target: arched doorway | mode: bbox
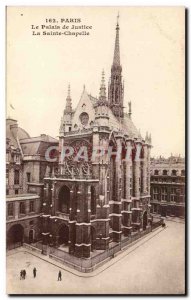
[7,224,24,249]
[58,185,70,213]
[29,229,35,243]
[91,226,96,251]
[58,224,69,245]
[143,211,148,231]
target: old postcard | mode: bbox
[6,6,185,294]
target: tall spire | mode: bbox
[113,12,120,66]
[64,84,72,113]
[99,70,106,101]
[108,13,124,119]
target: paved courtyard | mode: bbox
[6,220,185,295]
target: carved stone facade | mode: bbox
[42,18,152,258]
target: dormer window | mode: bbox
[16,154,20,163]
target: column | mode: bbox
[75,183,91,258]
[132,141,141,231]
[69,184,76,254]
[142,145,148,195]
[111,137,122,242]
[122,140,133,236]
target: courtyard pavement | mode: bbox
[6,220,185,295]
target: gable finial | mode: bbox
[117,11,120,26]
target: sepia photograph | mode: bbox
[6,6,185,295]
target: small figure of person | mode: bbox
[58,270,62,281]
[33,267,37,278]
[23,269,26,280]
[20,270,23,280]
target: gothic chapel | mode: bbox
[43,17,152,258]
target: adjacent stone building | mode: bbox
[6,193,41,249]
[6,117,58,249]
[42,18,152,258]
[150,155,185,218]
[6,118,30,196]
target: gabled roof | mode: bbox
[72,91,140,138]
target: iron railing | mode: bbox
[21,221,162,272]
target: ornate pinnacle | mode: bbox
[117,12,120,27]
[64,84,72,113]
[99,69,106,101]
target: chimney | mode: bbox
[10,121,18,138]
[40,134,47,141]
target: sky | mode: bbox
[6,6,185,157]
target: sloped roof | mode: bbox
[106,107,139,138]
[88,94,98,106]
[89,93,140,138]
[18,127,30,139]
[20,135,58,156]
[20,135,58,143]
[20,142,40,155]
[122,114,140,138]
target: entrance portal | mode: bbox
[58,185,70,213]
[7,224,24,250]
